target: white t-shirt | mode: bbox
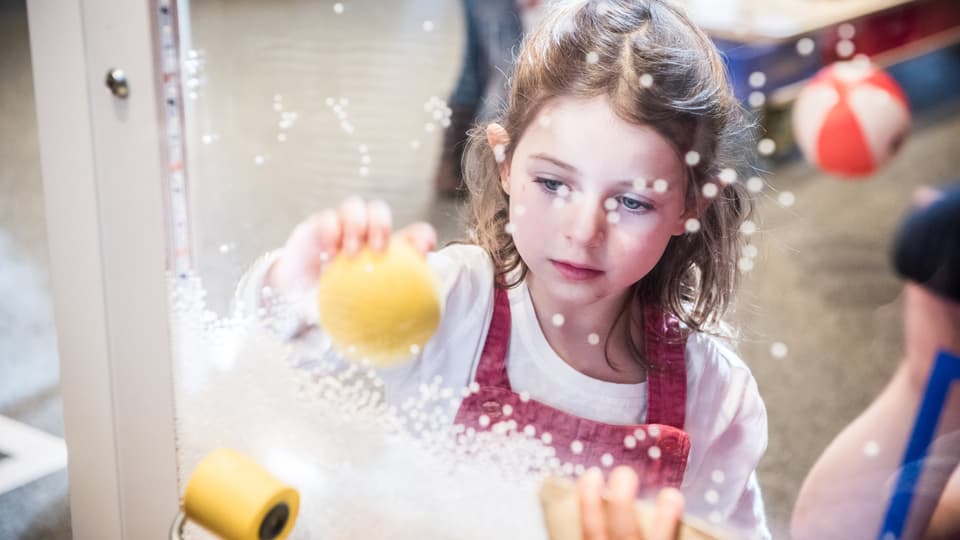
[238,243,770,538]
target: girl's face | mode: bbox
[499,96,690,310]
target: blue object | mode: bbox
[713,36,823,104]
[879,349,960,539]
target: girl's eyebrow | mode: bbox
[529,153,579,174]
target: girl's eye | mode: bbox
[618,195,651,211]
[535,178,566,194]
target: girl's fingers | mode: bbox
[606,466,641,540]
[304,209,342,264]
[339,196,368,255]
[649,488,684,540]
[271,210,340,293]
[578,468,608,540]
[366,199,393,251]
[395,222,438,255]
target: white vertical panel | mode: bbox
[26,0,179,538]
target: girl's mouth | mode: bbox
[550,260,604,281]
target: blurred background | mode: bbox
[2,0,959,538]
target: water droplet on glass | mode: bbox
[778,191,796,208]
[836,39,855,58]
[718,168,738,184]
[493,144,506,163]
[757,138,776,156]
[838,23,856,40]
[712,469,726,483]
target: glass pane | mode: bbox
[163,0,960,538]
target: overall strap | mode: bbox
[643,304,687,429]
[472,286,512,389]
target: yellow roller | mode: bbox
[180,448,299,540]
[318,240,442,366]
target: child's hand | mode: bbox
[265,197,437,298]
[578,466,684,540]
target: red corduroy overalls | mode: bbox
[454,287,691,490]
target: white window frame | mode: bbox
[27,0,179,538]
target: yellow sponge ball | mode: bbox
[318,241,441,366]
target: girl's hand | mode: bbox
[265,197,437,298]
[578,466,684,540]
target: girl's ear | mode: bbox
[486,123,512,194]
[671,183,714,236]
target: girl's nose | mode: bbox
[563,195,605,246]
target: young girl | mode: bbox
[241,0,769,536]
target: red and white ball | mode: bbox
[792,59,910,178]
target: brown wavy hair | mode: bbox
[461,0,755,367]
